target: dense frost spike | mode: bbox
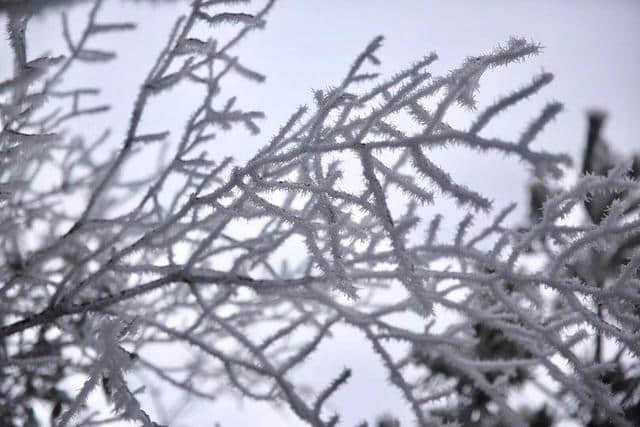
[519,102,563,148]
[174,37,216,56]
[470,72,554,134]
[196,11,264,27]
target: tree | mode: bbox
[410,111,640,427]
[0,1,638,426]
[521,112,640,427]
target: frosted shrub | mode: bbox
[0,1,638,426]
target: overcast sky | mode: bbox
[3,1,640,426]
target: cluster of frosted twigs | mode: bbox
[1,1,638,426]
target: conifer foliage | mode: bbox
[1,1,638,426]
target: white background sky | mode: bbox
[2,1,640,426]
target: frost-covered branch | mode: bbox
[1,1,638,426]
